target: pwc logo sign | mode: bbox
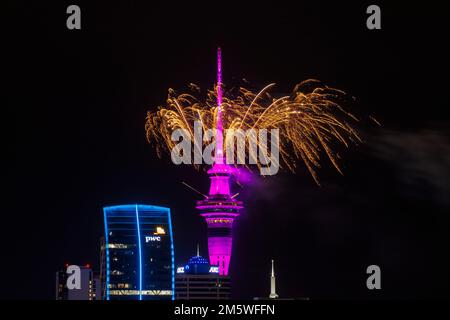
[145,226,166,242]
[145,236,161,243]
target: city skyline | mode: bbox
[10,2,450,300]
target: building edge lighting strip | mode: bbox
[167,207,175,300]
[103,207,110,300]
[135,204,143,301]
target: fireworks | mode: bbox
[145,77,368,185]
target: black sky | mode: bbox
[9,1,450,299]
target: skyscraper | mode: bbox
[175,246,231,300]
[102,204,175,300]
[196,48,244,276]
[55,265,101,300]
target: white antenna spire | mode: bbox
[271,259,275,277]
[197,243,200,256]
[269,259,279,299]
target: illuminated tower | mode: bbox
[196,48,243,276]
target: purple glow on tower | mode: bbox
[196,48,243,276]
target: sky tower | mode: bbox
[196,48,243,276]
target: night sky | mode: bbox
[9,1,450,299]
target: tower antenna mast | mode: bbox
[215,47,224,164]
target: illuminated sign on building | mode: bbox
[154,227,166,235]
[176,266,220,274]
[177,267,185,274]
[209,266,219,273]
[145,236,161,243]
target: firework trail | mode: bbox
[145,54,374,185]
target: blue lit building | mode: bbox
[175,247,231,300]
[102,205,175,300]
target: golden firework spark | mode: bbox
[145,79,366,185]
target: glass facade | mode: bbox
[103,204,175,300]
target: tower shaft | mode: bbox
[197,165,242,275]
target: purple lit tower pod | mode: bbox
[196,48,243,276]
